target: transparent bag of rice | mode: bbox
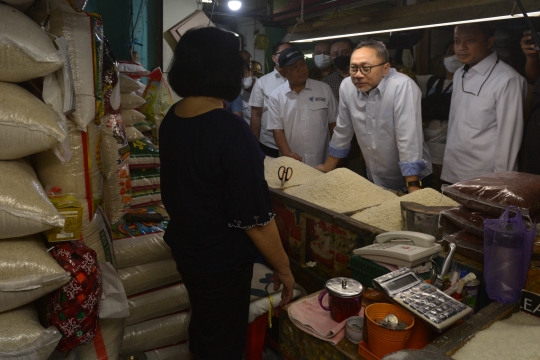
[126,282,190,326]
[102,163,132,224]
[0,3,63,82]
[0,303,62,360]
[121,311,191,354]
[0,235,70,313]
[0,81,67,160]
[100,114,130,181]
[145,343,191,360]
[77,317,126,360]
[81,207,116,267]
[0,159,65,239]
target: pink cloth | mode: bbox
[288,292,364,345]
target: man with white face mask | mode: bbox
[308,41,334,81]
[415,42,460,190]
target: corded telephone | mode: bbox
[353,231,441,268]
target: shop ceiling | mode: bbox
[203,0,540,39]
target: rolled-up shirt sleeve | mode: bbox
[248,80,264,108]
[329,81,354,158]
[394,79,426,176]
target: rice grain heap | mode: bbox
[264,156,323,188]
[285,168,397,213]
[352,188,458,231]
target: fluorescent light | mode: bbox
[228,1,241,11]
[304,53,313,58]
[290,11,540,43]
[201,0,212,3]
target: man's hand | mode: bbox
[273,269,295,307]
[286,152,302,161]
[521,30,540,57]
[314,164,329,172]
[407,186,422,193]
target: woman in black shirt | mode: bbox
[160,27,295,359]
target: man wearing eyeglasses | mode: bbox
[441,23,527,184]
[316,40,432,193]
[249,42,292,158]
[267,47,337,166]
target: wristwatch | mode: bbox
[406,180,422,188]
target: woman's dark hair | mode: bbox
[168,27,245,101]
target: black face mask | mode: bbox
[333,55,351,71]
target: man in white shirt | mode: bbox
[267,47,337,166]
[249,42,292,157]
[316,40,432,193]
[442,23,527,184]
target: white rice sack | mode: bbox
[112,218,171,269]
[126,125,145,142]
[0,82,67,160]
[119,74,145,93]
[129,137,160,166]
[30,9,102,130]
[100,113,130,180]
[121,109,147,126]
[351,188,458,231]
[118,259,182,297]
[32,121,102,222]
[102,163,132,225]
[0,304,61,360]
[0,4,63,82]
[130,168,160,188]
[122,311,191,353]
[264,156,323,188]
[32,0,88,13]
[286,168,398,213]
[121,92,146,109]
[77,317,126,360]
[145,343,191,360]
[133,122,152,132]
[81,207,116,267]
[126,283,190,326]
[0,235,71,312]
[3,0,35,12]
[131,187,162,208]
[0,159,65,239]
[117,62,149,74]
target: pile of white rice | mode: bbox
[352,188,458,231]
[264,156,323,188]
[285,168,398,213]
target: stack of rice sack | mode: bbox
[0,4,71,358]
[440,172,540,264]
[139,68,174,144]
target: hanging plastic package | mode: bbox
[484,206,536,303]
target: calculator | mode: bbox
[372,267,473,332]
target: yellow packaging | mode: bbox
[526,266,540,295]
[45,194,83,242]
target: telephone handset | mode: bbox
[353,231,441,268]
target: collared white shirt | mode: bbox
[442,52,527,183]
[248,68,287,149]
[242,88,252,125]
[329,68,432,190]
[267,78,337,166]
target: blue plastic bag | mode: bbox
[484,206,536,303]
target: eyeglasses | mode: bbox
[348,62,387,75]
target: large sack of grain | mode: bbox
[286,168,397,213]
[145,343,191,360]
[121,92,146,109]
[126,283,189,326]
[102,163,132,224]
[130,168,160,188]
[129,136,160,166]
[77,317,125,360]
[0,235,71,312]
[125,125,145,142]
[122,311,191,353]
[122,109,147,126]
[352,188,458,231]
[29,8,103,130]
[131,187,162,208]
[0,159,65,239]
[33,121,102,224]
[119,74,145,94]
[81,207,116,266]
[0,3,63,82]
[3,0,35,12]
[112,217,171,269]
[100,114,130,180]
[32,0,89,13]
[0,304,61,360]
[264,156,323,188]
[0,82,67,160]
[118,259,182,297]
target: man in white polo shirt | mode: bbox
[267,47,337,166]
[249,42,292,157]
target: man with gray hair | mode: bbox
[316,40,433,193]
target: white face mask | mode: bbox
[314,54,332,69]
[242,76,253,89]
[444,55,462,74]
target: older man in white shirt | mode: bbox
[316,40,432,193]
[267,47,337,166]
[442,23,527,184]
